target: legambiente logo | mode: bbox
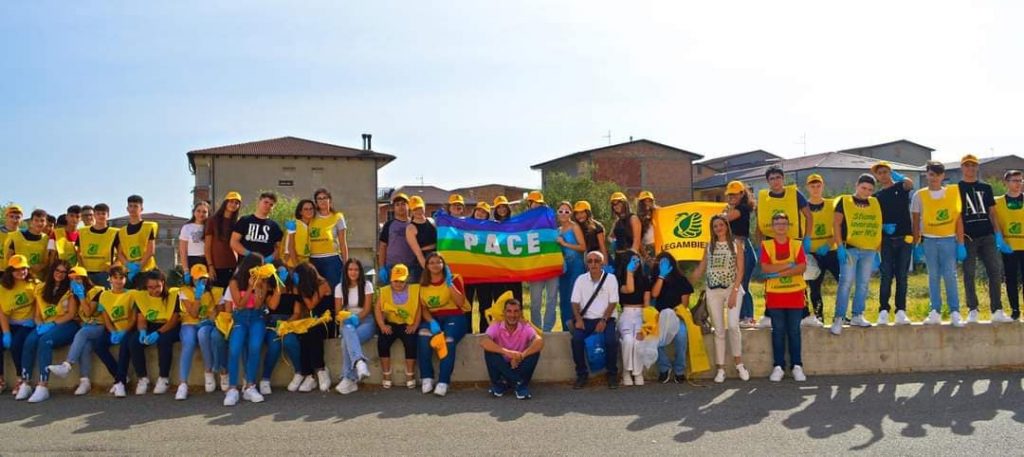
[1010,222,1022,235]
[673,212,703,239]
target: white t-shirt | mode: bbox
[179,223,206,257]
[571,272,620,320]
[333,280,374,312]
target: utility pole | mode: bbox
[603,130,612,145]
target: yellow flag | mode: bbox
[653,201,728,261]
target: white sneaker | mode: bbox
[47,361,72,378]
[736,363,750,381]
[876,310,889,326]
[243,385,264,403]
[153,377,170,394]
[433,382,449,397]
[219,373,230,392]
[850,315,872,327]
[830,319,843,336]
[335,377,358,395]
[757,316,772,328]
[135,378,150,395]
[951,312,966,328]
[792,365,807,382]
[175,383,189,400]
[316,368,331,392]
[895,310,911,325]
[633,374,644,386]
[27,385,49,403]
[622,374,634,386]
[769,366,784,382]
[355,360,370,381]
[421,378,434,394]
[204,373,216,393]
[298,375,317,392]
[967,309,979,324]
[800,316,822,327]
[15,383,32,401]
[74,378,91,396]
[924,310,942,325]
[992,310,1014,323]
[287,374,304,392]
[259,380,272,395]
[714,369,725,383]
[112,382,127,398]
[223,388,239,406]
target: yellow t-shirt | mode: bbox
[77,286,107,325]
[917,185,961,238]
[309,212,345,256]
[0,279,39,321]
[116,221,158,271]
[379,284,420,325]
[286,220,311,268]
[995,196,1024,251]
[419,275,463,314]
[5,230,49,276]
[78,226,119,272]
[131,287,179,323]
[177,286,222,325]
[53,227,80,266]
[100,290,135,331]
[805,198,836,252]
[757,185,802,239]
[36,285,72,324]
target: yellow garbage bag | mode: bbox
[277,310,332,337]
[674,305,711,377]
[215,311,233,338]
[430,332,448,359]
[486,290,543,334]
[640,306,659,338]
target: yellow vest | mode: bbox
[286,220,311,268]
[917,185,961,237]
[178,285,221,325]
[53,227,80,266]
[762,239,807,293]
[806,198,836,252]
[758,185,802,239]
[100,290,135,331]
[78,227,119,272]
[36,287,72,324]
[841,195,883,250]
[77,286,106,325]
[132,287,178,323]
[6,230,49,275]
[0,279,38,321]
[419,276,462,313]
[116,221,158,271]
[309,212,344,256]
[995,196,1024,251]
[380,284,420,325]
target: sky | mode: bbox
[2,1,1021,218]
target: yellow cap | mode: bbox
[637,191,654,202]
[7,255,29,269]
[725,181,745,195]
[408,195,425,211]
[609,192,627,203]
[961,154,979,165]
[474,202,492,214]
[493,196,510,207]
[527,191,545,204]
[390,264,409,282]
[806,174,824,184]
[870,161,892,173]
[224,191,242,202]
[448,194,465,205]
[69,266,88,278]
[5,204,23,216]
[391,192,410,203]
[190,264,210,281]
[573,201,592,213]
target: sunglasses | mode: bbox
[55,269,68,274]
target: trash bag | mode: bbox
[658,309,680,347]
[804,253,821,280]
[638,337,659,369]
[585,332,606,372]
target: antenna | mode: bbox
[795,133,807,156]
[603,130,612,145]
[415,175,425,186]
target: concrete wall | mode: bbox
[14,323,1023,391]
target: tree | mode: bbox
[541,166,623,230]
[240,191,302,227]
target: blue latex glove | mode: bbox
[602,264,615,275]
[956,243,967,262]
[194,279,207,298]
[36,322,55,335]
[110,331,126,345]
[837,244,848,265]
[995,232,1013,254]
[291,272,300,285]
[126,262,141,281]
[277,266,289,284]
[345,315,360,327]
[96,304,105,313]
[144,331,159,346]
[815,243,830,257]
[872,252,881,272]
[285,219,297,232]
[444,265,454,287]
[70,281,86,300]
[139,330,149,344]
[429,320,441,335]
[626,256,640,273]
[184,271,192,285]
[21,320,35,329]
[883,224,897,235]
[377,267,389,284]
[802,237,812,254]
[658,258,672,279]
[891,170,907,183]
[913,243,925,264]
[2,332,10,349]
[763,272,780,279]
[264,253,275,264]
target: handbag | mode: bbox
[579,272,609,372]
[691,291,713,335]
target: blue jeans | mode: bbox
[765,308,802,369]
[112,330,135,384]
[340,318,376,381]
[128,322,181,379]
[311,255,344,291]
[228,309,266,386]
[209,327,229,373]
[197,323,225,372]
[570,318,620,378]
[21,321,79,382]
[484,352,540,388]
[923,237,960,313]
[67,323,117,378]
[529,277,559,332]
[559,260,585,331]
[657,321,688,375]
[738,239,756,320]
[879,237,912,312]
[262,315,300,380]
[0,324,33,376]
[417,314,468,384]
[835,247,875,319]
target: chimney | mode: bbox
[362,133,372,151]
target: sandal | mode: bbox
[404,372,416,389]
[382,371,392,389]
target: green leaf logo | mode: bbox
[129,246,142,259]
[779,276,793,285]
[426,296,441,308]
[673,212,703,239]
[87,244,100,255]
[1010,222,1022,235]
[111,306,125,319]
[43,306,57,317]
[815,224,826,236]
[310,227,322,238]
[29,253,41,265]
[936,209,949,222]
[14,292,29,306]
[145,309,158,321]
[396,308,409,320]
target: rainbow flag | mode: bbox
[436,207,564,285]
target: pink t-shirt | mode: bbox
[485,321,537,360]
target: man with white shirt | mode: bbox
[570,251,620,390]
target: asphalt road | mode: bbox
[0,370,1022,456]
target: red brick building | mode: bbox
[530,139,703,204]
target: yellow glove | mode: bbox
[430,332,448,359]
[215,312,233,338]
[335,310,353,325]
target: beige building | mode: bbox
[187,136,395,265]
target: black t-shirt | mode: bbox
[21,230,42,242]
[612,216,636,252]
[958,180,997,238]
[728,203,752,238]
[412,219,437,250]
[580,221,605,254]
[651,270,694,311]
[615,258,650,305]
[834,197,871,242]
[232,215,283,257]
[874,182,913,237]
[272,293,299,317]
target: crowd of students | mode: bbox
[1,154,1021,403]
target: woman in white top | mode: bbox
[179,201,210,269]
[333,257,375,394]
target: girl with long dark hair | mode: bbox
[16,260,80,402]
[333,258,375,394]
[204,192,241,288]
[179,201,210,269]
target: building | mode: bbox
[726,152,923,196]
[836,139,934,167]
[530,139,704,204]
[186,136,396,264]
[109,212,188,273]
[693,150,783,201]
[942,155,1024,183]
